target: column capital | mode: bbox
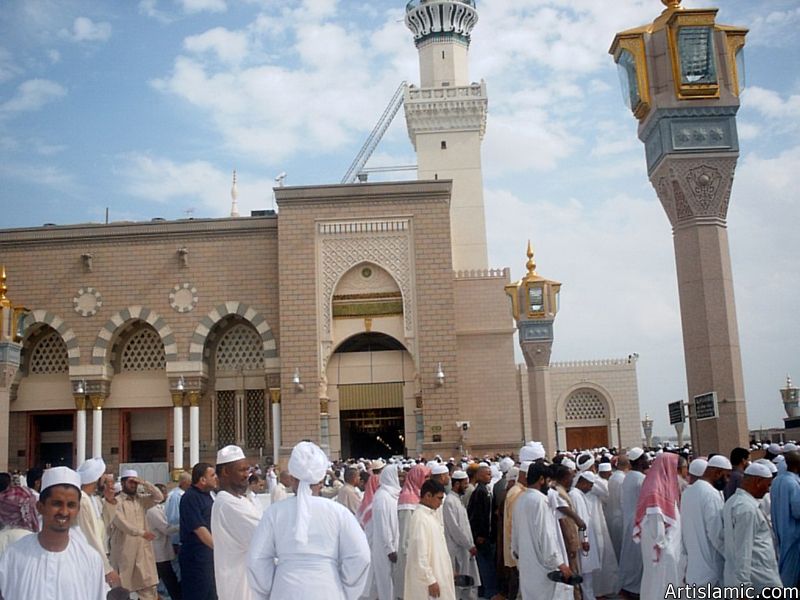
[186,390,200,407]
[73,394,87,411]
[171,391,185,408]
[320,399,329,415]
[269,388,281,404]
[89,394,106,410]
[521,341,553,369]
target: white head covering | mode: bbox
[431,464,449,476]
[561,458,576,471]
[744,462,772,479]
[774,455,786,464]
[578,471,596,484]
[519,441,546,462]
[370,458,386,471]
[577,453,595,472]
[77,457,106,485]
[598,463,612,473]
[378,465,401,499]
[41,466,82,493]
[121,469,138,479]
[508,467,520,481]
[499,457,514,473]
[768,443,783,455]
[288,441,329,544]
[755,458,778,474]
[707,455,733,470]
[452,470,468,480]
[520,461,532,477]
[216,444,246,465]
[628,447,645,461]
[688,458,708,477]
[784,443,799,452]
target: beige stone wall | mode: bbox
[453,270,522,454]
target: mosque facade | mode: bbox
[0,0,642,474]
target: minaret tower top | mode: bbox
[405,0,478,88]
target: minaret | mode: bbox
[404,0,489,271]
[610,0,749,454]
[230,170,240,218]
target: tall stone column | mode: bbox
[269,388,281,465]
[0,345,20,472]
[520,337,556,454]
[187,390,200,467]
[74,394,87,466]
[171,391,184,474]
[90,394,105,459]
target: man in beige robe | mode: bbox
[76,458,120,588]
[405,479,456,600]
[336,466,362,515]
[105,469,163,600]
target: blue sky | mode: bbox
[1,0,798,436]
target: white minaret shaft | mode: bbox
[230,169,239,217]
[404,0,488,271]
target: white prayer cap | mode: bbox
[688,459,708,477]
[478,461,490,468]
[499,457,515,473]
[41,466,82,493]
[121,469,138,479]
[707,455,733,470]
[579,471,596,484]
[77,457,106,485]
[519,441,546,462]
[784,443,799,452]
[768,443,783,455]
[426,460,438,469]
[598,463,612,473]
[774,455,786,464]
[432,464,449,476]
[627,447,645,461]
[288,441,329,544]
[755,458,778,474]
[370,459,386,471]
[508,467,519,481]
[520,461,532,475]
[452,470,468,480]
[216,444,246,465]
[561,458,576,471]
[577,453,595,472]
[744,462,773,479]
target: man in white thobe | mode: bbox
[247,441,370,599]
[405,479,456,600]
[606,455,628,561]
[512,462,573,600]
[443,470,480,600]
[212,445,263,600]
[723,462,783,594]
[270,470,292,503]
[681,454,731,587]
[619,448,648,597]
[369,465,400,600]
[0,467,108,600]
[75,457,119,588]
[570,472,602,600]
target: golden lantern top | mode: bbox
[505,242,561,322]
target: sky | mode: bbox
[1,0,798,437]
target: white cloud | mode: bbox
[47,49,61,64]
[178,0,227,15]
[0,162,79,193]
[744,6,800,47]
[184,28,250,65]
[0,47,22,83]
[0,79,66,115]
[742,86,800,124]
[138,0,172,23]
[61,16,112,43]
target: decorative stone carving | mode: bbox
[405,0,478,44]
[404,83,488,145]
[73,287,102,317]
[169,283,198,313]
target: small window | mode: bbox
[440,140,447,150]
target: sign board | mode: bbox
[693,392,718,421]
[431,425,442,432]
[668,401,685,425]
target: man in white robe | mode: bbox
[270,470,292,503]
[681,454,731,586]
[405,479,456,600]
[512,462,573,600]
[443,470,480,600]
[619,448,648,598]
[606,456,628,561]
[212,445,263,600]
[369,465,400,600]
[0,467,108,600]
[76,457,119,588]
[723,462,783,593]
[247,441,370,599]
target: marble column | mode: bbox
[89,394,105,458]
[171,391,184,473]
[187,391,200,467]
[74,394,87,466]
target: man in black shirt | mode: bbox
[179,462,218,600]
[468,464,496,598]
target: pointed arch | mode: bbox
[19,309,80,366]
[91,306,177,366]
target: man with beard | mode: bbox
[444,470,480,599]
[681,454,731,587]
[0,467,107,599]
[180,462,218,600]
[211,445,263,600]
[107,469,163,600]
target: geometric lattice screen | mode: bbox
[215,324,264,371]
[29,330,69,374]
[565,389,608,421]
[217,390,235,449]
[246,389,266,449]
[120,327,166,372]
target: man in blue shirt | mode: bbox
[180,462,218,600]
[771,450,800,587]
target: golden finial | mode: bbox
[0,265,10,308]
[788,374,794,389]
[661,0,681,9]
[525,240,537,277]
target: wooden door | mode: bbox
[566,425,609,451]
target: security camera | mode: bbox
[456,421,470,431]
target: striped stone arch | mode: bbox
[91,306,177,366]
[189,302,278,370]
[20,310,80,367]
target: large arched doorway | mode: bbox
[562,388,611,450]
[330,332,411,459]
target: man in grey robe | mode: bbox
[443,470,480,600]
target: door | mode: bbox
[566,425,609,451]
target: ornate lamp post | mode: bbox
[505,242,561,454]
[781,375,800,430]
[0,266,28,470]
[610,0,750,455]
[642,414,654,448]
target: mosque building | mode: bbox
[0,0,642,474]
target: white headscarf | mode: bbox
[378,464,401,499]
[288,441,329,544]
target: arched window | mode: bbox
[29,330,69,374]
[565,389,608,421]
[214,324,264,372]
[119,326,166,372]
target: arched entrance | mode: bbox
[329,333,412,459]
[562,388,611,450]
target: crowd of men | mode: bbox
[0,438,799,599]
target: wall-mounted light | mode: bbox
[177,247,189,268]
[176,375,185,393]
[75,379,86,395]
[292,368,304,393]
[81,252,93,273]
[434,362,445,387]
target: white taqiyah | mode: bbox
[41,466,82,493]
